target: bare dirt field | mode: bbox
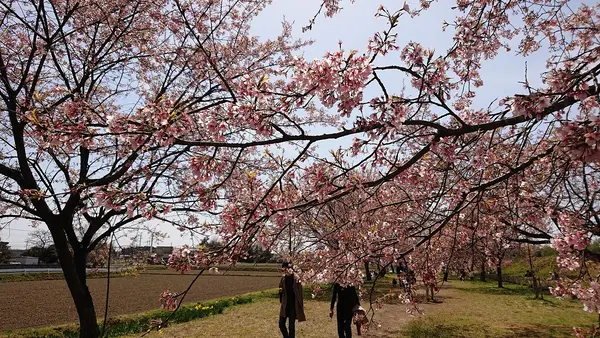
[143,268,281,277]
[0,273,280,331]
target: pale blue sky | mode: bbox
[1,0,555,249]
[251,0,549,103]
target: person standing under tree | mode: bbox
[279,262,306,338]
[330,282,360,338]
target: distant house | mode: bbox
[10,249,26,258]
[120,246,150,257]
[120,246,173,262]
[9,256,39,265]
[154,246,174,256]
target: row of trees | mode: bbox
[23,229,58,263]
[0,0,599,336]
[197,237,276,263]
[0,231,58,264]
[0,239,10,263]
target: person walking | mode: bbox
[279,262,306,338]
[330,282,360,338]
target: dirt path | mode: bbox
[0,274,280,331]
[364,286,454,337]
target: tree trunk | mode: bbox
[364,261,372,281]
[73,250,99,338]
[50,226,99,338]
[532,273,543,300]
[480,262,486,282]
[496,265,503,288]
[443,267,449,282]
[526,244,542,300]
[377,263,386,277]
[532,274,539,299]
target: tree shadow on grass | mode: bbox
[412,294,451,304]
[401,318,483,338]
[459,285,548,297]
[522,296,559,306]
[403,320,573,338]
[500,324,573,338]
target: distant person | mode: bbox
[279,262,305,338]
[330,282,360,338]
[423,270,437,302]
[396,262,406,287]
[396,262,408,274]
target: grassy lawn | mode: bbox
[400,281,596,338]
[133,280,598,338]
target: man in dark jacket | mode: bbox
[279,262,306,338]
[330,283,360,338]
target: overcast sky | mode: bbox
[1,0,555,249]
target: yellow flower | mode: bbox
[28,109,39,125]
[258,74,269,88]
[245,170,257,179]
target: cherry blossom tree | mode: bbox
[0,0,338,335]
[227,0,600,323]
[3,0,600,335]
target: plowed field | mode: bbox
[0,273,280,331]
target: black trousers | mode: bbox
[337,312,352,338]
[279,315,296,338]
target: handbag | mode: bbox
[352,305,368,324]
[352,305,367,335]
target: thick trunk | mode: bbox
[377,263,386,277]
[364,261,372,281]
[496,265,503,288]
[532,274,542,300]
[480,262,486,282]
[74,249,99,337]
[443,267,449,282]
[50,226,99,338]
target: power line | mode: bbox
[0,228,34,232]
